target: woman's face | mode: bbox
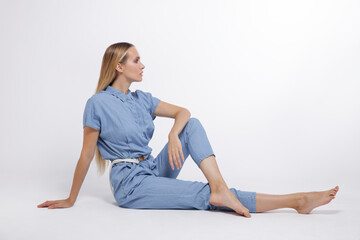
[118,46,145,82]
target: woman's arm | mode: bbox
[153,100,191,170]
[37,126,100,209]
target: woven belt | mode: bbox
[108,155,149,195]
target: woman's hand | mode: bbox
[37,198,74,209]
[168,134,185,170]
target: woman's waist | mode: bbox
[110,153,154,166]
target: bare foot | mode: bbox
[295,186,339,214]
[209,186,251,218]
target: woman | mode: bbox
[37,42,339,218]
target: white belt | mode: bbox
[108,156,149,195]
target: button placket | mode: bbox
[130,99,147,142]
[131,102,139,124]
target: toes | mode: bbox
[330,190,337,196]
[243,210,251,218]
[329,186,339,195]
[329,189,339,197]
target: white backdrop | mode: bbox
[1,0,359,239]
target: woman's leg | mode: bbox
[255,186,339,213]
[199,155,339,214]
[116,173,257,214]
[153,117,339,216]
[198,154,253,217]
[154,117,254,217]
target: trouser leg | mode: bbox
[119,174,256,212]
[154,117,216,178]
[116,117,257,212]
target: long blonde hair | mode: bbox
[93,42,134,176]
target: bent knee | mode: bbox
[187,117,201,127]
[183,117,203,136]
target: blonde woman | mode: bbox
[37,42,339,218]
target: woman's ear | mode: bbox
[115,62,124,73]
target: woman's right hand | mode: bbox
[37,198,74,209]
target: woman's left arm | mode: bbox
[153,101,191,170]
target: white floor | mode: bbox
[2,177,359,240]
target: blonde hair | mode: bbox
[93,42,134,176]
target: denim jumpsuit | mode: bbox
[83,85,256,213]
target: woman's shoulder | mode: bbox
[85,88,155,104]
[85,90,110,105]
[133,89,155,99]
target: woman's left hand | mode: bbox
[168,134,185,170]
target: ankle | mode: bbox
[210,182,228,193]
[293,193,306,210]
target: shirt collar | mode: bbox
[105,85,133,102]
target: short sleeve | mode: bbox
[136,90,161,120]
[83,98,101,130]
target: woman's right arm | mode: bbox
[37,126,100,209]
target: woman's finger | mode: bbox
[37,202,46,207]
[172,151,179,169]
[169,153,174,169]
[168,152,175,170]
[176,151,182,168]
[174,150,179,168]
[38,201,52,208]
[180,149,185,163]
[176,140,183,166]
[48,203,61,209]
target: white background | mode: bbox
[1,0,359,239]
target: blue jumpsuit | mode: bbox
[83,85,256,213]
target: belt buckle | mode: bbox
[138,155,148,161]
